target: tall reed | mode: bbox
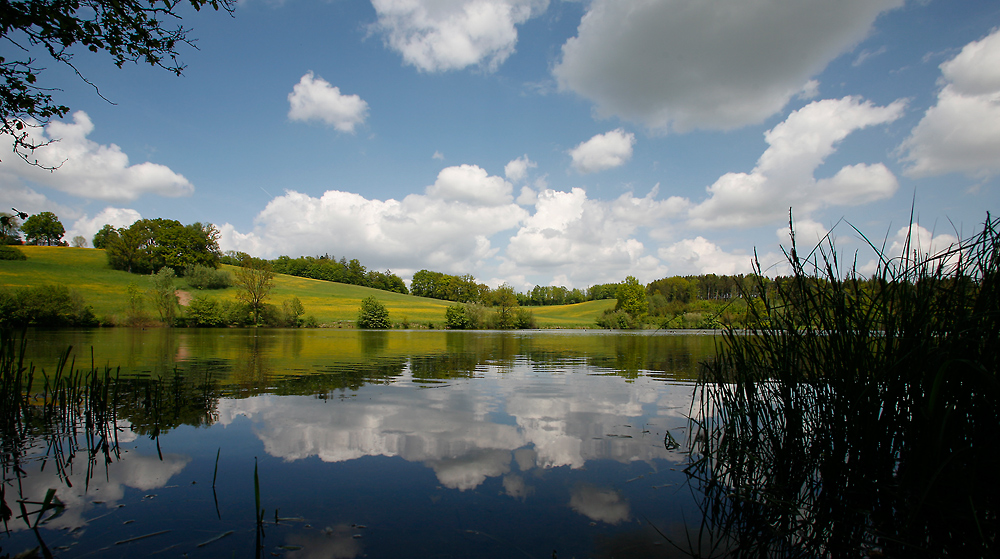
[686,214,999,557]
[0,329,123,532]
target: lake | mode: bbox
[2,328,720,559]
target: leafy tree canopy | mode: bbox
[410,269,483,302]
[91,223,116,249]
[21,211,64,245]
[615,276,648,319]
[105,218,221,274]
[486,283,519,329]
[2,0,234,165]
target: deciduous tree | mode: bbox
[615,276,648,319]
[233,253,273,326]
[105,219,220,274]
[21,211,64,245]
[487,284,519,329]
[92,224,116,249]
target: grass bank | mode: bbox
[0,247,614,327]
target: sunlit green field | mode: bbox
[1,246,614,327]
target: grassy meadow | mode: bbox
[0,246,615,327]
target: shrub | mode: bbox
[224,301,254,326]
[123,282,149,326]
[0,285,95,327]
[0,245,26,260]
[596,308,638,329]
[186,296,227,327]
[184,264,232,289]
[149,267,178,325]
[280,297,305,327]
[357,296,390,329]
[514,307,535,329]
[445,303,472,329]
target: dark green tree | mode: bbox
[106,222,153,273]
[648,276,697,303]
[21,211,65,245]
[2,0,234,166]
[92,224,117,249]
[105,219,220,274]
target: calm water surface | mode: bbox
[3,329,719,558]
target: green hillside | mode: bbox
[0,246,614,327]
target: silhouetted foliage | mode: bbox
[684,214,1000,558]
[1,0,234,165]
[0,212,22,244]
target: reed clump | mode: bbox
[1,329,124,534]
[687,215,999,557]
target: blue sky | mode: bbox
[3,0,999,290]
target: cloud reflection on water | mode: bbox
[217,360,692,492]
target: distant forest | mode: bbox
[222,252,409,295]
[228,250,798,317]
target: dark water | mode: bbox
[2,329,719,558]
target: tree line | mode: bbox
[262,254,408,295]
[410,268,618,307]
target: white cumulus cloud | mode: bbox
[218,166,527,273]
[504,154,536,183]
[1,111,194,201]
[568,129,635,174]
[688,96,905,229]
[426,164,514,206]
[858,223,962,276]
[900,28,1000,178]
[288,72,370,133]
[67,207,143,244]
[503,186,686,285]
[775,218,830,249]
[370,0,548,72]
[657,237,753,276]
[553,0,903,132]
